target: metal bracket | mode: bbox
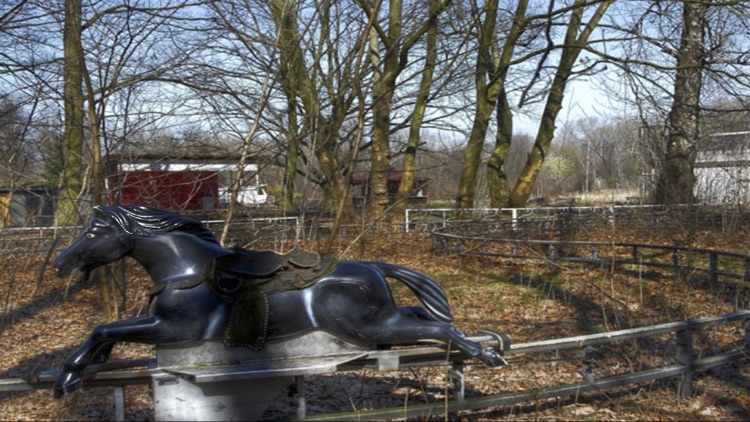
[477,329,511,353]
[446,363,465,402]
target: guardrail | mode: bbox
[432,226,750,285]
[305,310,750,421]
[4,311,747,420]
[405,205,750,234]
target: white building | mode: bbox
[694,131,750,204]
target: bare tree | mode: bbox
[455,0,504,209]
[391,0,443,223]
[57,0,86,226]
[356,0,452,220]
[652,1,708,204]
[508,0,613,206]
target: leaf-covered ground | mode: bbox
[1,223,750,420]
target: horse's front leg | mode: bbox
[54,314,196,398]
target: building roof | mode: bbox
[106,153,257,172]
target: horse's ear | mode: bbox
[92,206,110,221]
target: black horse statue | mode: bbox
[51,205,504,397]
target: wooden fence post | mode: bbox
[709,253,718,285]
[675,326,694,398]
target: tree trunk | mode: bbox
[654,0,707,205]
[271,0,302,213]
[486,0,528,208]
[487,89,513,207]
[57,0,85,227]
[392,0,440,225]
[509,0,613,207]
[455,0,499,209]
[368,0,400,220]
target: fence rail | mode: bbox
[305,310,750,421]
[405,205,750,235]
[432,226,750,286]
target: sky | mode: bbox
[513,78,620,137]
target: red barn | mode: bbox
[106,156,259,212]
[108,170,219,211]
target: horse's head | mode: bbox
[53,207,133,279]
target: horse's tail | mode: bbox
[368,262,454,323]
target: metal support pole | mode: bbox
[295,375,306,420]
[580,346,595,383]
[446,363,465,403]
[113,386,125,422]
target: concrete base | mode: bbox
[152,372,291,421]
[151,332,368,421]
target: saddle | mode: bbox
[209,247,337,296]
[209,248,338,350]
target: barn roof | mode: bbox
[106,153,257,172]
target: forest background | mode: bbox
[2,0,749,231]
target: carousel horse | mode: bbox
[51,205,504,397]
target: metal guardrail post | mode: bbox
[580,346,595,383]
[446,363,465,403]
[113,386,125,421]
[675,327,694,397]
[295,375,307,420]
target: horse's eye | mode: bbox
[86,233,95,239]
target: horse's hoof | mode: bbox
[477,349,508,367]
[53,373,82,398]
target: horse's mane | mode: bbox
[95,205,221,245]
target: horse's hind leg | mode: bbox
[359,313,506,367]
